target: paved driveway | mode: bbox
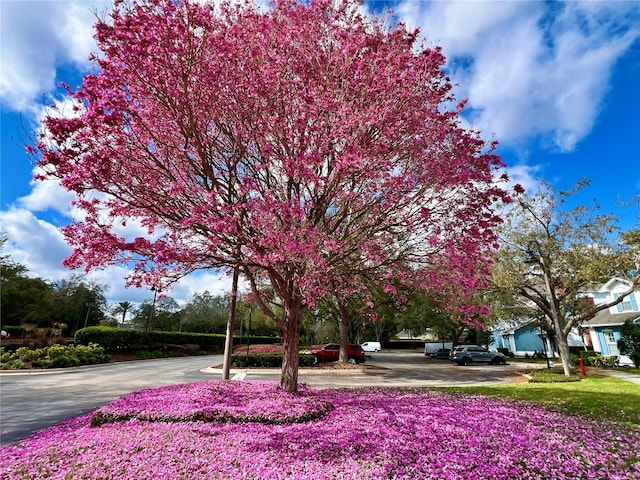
[225,351,536,387]
[0,352,540,445]
[0,355,222,445]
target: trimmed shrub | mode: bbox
[31,359,53,368]
[0,343,107,369]
[585,354,618,368]
[1,325,23,336]
[15,347,46,363]
[10,359,24,370]
[51,355,81,368]
[76,326,280,353]
[231,353,317,368]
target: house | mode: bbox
[582,278,640,366]
[492,321,547,357]
[492,320,583,358]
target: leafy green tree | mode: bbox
[180,292,230,334]
[131,296,180,331]
[618,320,640,368]
[1,235,54,327]
[236,300,279,338]
[51,276,107,335]
[491,180,640,376]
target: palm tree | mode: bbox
[113,301,133,325]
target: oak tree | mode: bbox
[491,180,640,375]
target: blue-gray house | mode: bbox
[492,320,584,358]
[582,278,640,366]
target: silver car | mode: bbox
[450,345,506,366]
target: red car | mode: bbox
[307,343,366,364]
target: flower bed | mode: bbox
[233,344,284,355]
[2,382,639,479]
[91,381,333,426]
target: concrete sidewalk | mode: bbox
[598,369,640,385]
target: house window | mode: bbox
[614,292,638,313]
[603,329,619,356]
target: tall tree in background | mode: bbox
[181,291,230,333]
[112,301,134,325]
[34,0,510,391]
[491,180,640,376]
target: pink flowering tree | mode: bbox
[34,0,510,392]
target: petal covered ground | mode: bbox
[1,381,639,479]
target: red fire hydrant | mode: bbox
[577,358,587,376]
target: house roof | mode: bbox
[582,310,640,327]
[498,320,537,335]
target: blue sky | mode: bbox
[1,0,639,306]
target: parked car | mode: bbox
[449,345,506,366]
[306,343,366,364]
[425,348,451,359]
[361,341,381,352]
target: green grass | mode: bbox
[438,373,640,426]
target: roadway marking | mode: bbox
[232,371,247,380]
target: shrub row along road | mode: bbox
[0,352,529,445]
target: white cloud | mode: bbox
[18,174,77,215]
[505,164,543,195]
[0,205,231,304]
[397,0,640,152]
[0,0,110,111]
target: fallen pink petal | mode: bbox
[1,381,639,479]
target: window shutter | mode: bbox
[614,293,623,313]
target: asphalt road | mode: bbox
[0,355,223,446]
[0,352,533,446]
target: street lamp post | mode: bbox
[147,286,158,332]
[246,304,253,355]
[83,302,92,329]
[538,326,552,369]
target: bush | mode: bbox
[1,325,23,336]
[0,343,108,369]
[10,359,24,370]
[585,354,618,368]
[15,347,46,363]
[231,353,317,368]
[31,359,53,368]
[0,348,12,363]
[76,326,281,354]
[136,350,168,360]
[75,327,154,352]
[51,355,81,368]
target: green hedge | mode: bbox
[1,325,23,336]
[75,326,279,353]
[231,353,317,368]
[75,327,155,352]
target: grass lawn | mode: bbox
[438,370,640,426]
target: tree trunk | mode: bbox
[280,301,302,393]
[337,310,349,363]
[556,330,573,376]
[222,265,239,380]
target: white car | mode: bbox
[361,341,381,352]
